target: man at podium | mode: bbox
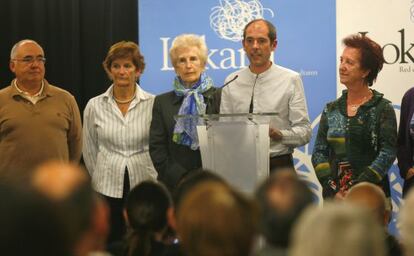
[220,19,311,172]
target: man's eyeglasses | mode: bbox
[12,56,46,64]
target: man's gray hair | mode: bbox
[10,39,42,59]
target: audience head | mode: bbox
[124,180,172,256]
[103,41,145,79]
[255,169,314,248]
[345,182,389,226]
[399,188,414,256]
[31,161,109,256]
[0,182,70,256]
[342,34,384,86]
[177,181,257,256]
[290,202,385,256]
[166,169,226,243]
[173,169,226,209]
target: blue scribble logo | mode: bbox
[210,0,274,42]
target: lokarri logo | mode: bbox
[209,0,274,42]
[359,30,414,72]
[160,0,276,71]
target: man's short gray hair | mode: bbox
[10,39,42,59]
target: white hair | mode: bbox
[10,39,42,59]
[169,34,208,68]
[290,202,385,256]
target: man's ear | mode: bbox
[167,207,176,231]
[9,61,16,74]
[384,209,391,226]
[272,39,278,50]
[123,208,129,227]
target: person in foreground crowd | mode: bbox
[345,182,402,256]
[220,19,311,172]
[0,39,82,180]
[397,87,414,196]
[399,188,414,256]
[162,169,226,256]
[290,202,385,256]
[149,34,219,192]
[312,34,397,199]
[172,168,226,210]
[83,41,157,243]
[0,182,70,256]
[31,161,111,256]
[109,181,175,256]
[177,181,257,256]
[254,168,314,256]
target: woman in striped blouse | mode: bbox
[83,41,157,244]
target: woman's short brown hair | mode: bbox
[343,34,384,86]
[102,41,145,77]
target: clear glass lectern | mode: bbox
[175,113,277,194]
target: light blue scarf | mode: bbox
[172,72,214,150]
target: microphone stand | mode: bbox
[249,74,259,113]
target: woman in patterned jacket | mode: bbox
[312,34,397,199]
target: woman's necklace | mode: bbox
[348,90,372,112]
[349,100,365,112]
[113,94,136,104]
[113,88,136,104]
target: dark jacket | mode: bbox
[149,87,220,191]
[397,87,414,196]
[312,90,397,197]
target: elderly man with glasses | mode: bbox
[0,39,82,180]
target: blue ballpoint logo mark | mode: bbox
[210,0,274,42]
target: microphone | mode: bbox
[221,75,238,88]
[249,75,259,113]
[206,75,238,114]
[218,75,238,114]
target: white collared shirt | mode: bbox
[14,80,44,104]
[220,64,311,156]
[83,84,157,198]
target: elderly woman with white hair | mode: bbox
[149,34,219,192]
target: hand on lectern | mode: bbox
[269,127,283,141]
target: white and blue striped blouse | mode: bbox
[83,84,157,198]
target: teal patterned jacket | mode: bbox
[312,89,397,196]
